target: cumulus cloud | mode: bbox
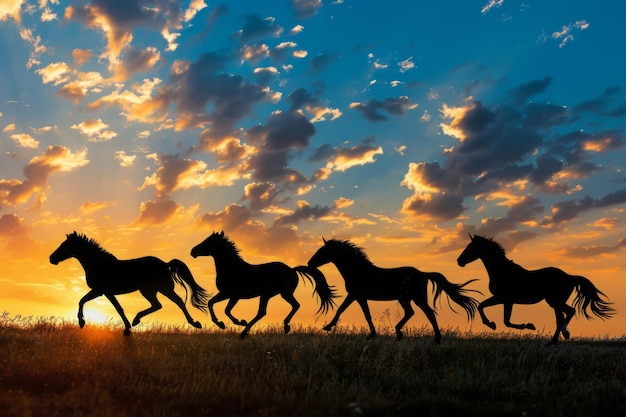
[10,133,40,149]
[134,198,184,226]
[71,118,118,142]
[233,14,283,42]
[139,153,248,199]
[0,145,89,208]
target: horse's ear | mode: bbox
[469,233,474,241]
[220,231,224,237]
[322,237,326,244]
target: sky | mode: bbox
[1,0,626,338]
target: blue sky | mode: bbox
[1,0,626,335]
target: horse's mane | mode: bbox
[325,238,373,266]
[71,232,117,261]
[474,235,507,257]
[212,233,243,259]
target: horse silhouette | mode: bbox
[457,234,615,345]
[190,231,337,338]
[307,238,479,343]
[50,231,209,335]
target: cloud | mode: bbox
[542,188,626,227]
[233,14,283,42]
[10,133,40,149]
[113,46,161,81]
[114,150,136,167]
[0,213,39,257]
[134,198,184,226]
[324,145,384,172]
[274,200,333,226]
[551,20,589,48]
[139,153,248,198]
[291,0,322,19]
[79,201,108,214]
[509,76,552,106]
[350,96,417,122]
[308,52,338,73]
[481,0,503,14]
[0,145,89,207]
[0,0,23,23]
[561,238,626,258]
[242,182,281,211]
[71,118,118,142]
[65,0,201,62]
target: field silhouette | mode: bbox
[1,314,624,417]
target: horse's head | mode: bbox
[457,234,491,267]
[307,237,334,268]
[50,231,80,265]
[191,231,226,258]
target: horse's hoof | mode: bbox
[240,331,249,340]
[433,337,442,345]
[284,323,291,334]
[485,322,496,330]
[323,325,333,332]
[526,323,536,331]
[123,328,131,336]
[216,321,226,330]
[366,333,376,340]
[239,319,248,326]
[396,330,403,341]
[78,318,85,328]
[563,330,570,340]
[132,317,140,327]
[192,321,202,329]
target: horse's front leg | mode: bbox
[323,294,355,332]
[77,289,101,329]
[104,293,132,335]
[224,298,247,326]
[355,298,376,339]
[503,303,536,331]
[477,296,501,330]
[240,296,270,339]
[207,292,229,330]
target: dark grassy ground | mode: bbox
[0,314,624,417]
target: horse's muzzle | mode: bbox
[457,259,466,267]
[50,257,59,265]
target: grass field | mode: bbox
[1,313,624,417]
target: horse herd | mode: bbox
[49,231,615,345]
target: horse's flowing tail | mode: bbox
[571,276,615,320]
[428,273,479,320]
[294,265,338,314]
[168,259,210,314]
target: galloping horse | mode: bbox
[50,231,209,335]
[307,238,479,343]
[190,231,337,338]
[457,234,615,345]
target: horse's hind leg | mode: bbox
[160,287,202,329]
[414,297,441,344]
[561,304,575,340]
[395,298,414,341]
[281,292,300,334]
[132,289,163,327]
[503,303,536,331]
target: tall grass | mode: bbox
[0,313,624,417]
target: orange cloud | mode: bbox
[0,145,88,207]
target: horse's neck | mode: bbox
[480,253,518,279]
[213,251,247,274]
[330,256,368,280]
